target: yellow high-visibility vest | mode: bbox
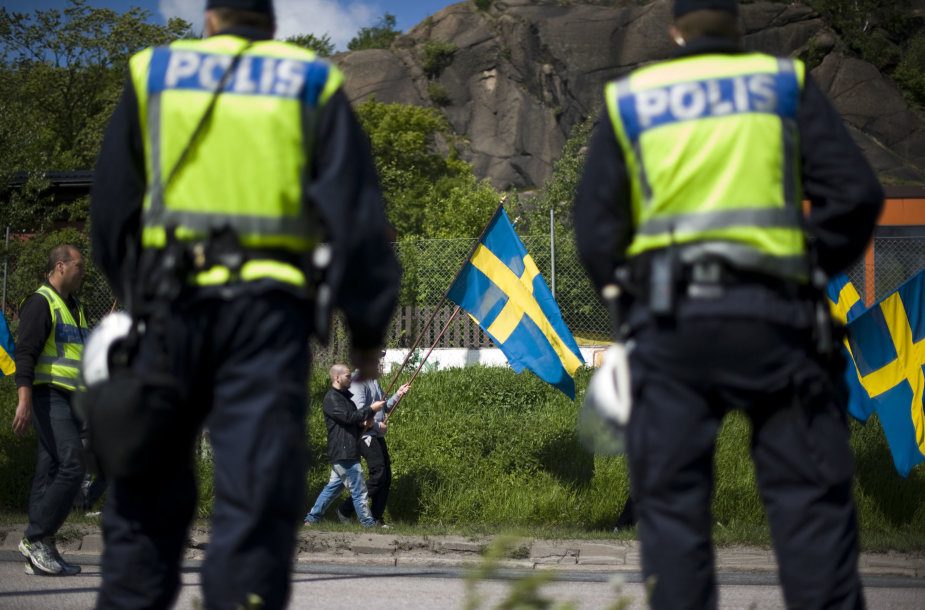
[605,53,808,280]
[129,35,344,288]
[34,285,88,392]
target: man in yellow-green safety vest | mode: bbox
[12,244,88,577]
[90,0,400,608]
[574,0,884,608]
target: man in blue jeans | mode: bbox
[12,244,88,576]
[305,364,383,527]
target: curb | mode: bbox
[2,525,924,579]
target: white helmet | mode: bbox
[578,342,633,455]
[82,312,133,387]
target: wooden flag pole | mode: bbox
[383,195,507,395]
[382,295,447,396]
[384,304,461,424]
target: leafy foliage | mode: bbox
[891,34,925,108]
[421,40,456,79]
[3,227,108,322]
[427,81,451,106]
[355,98,500,239]
[285,32,334,57]
[527,118,592,234]
[347,13,400,51]
[0,0,192,231]
[805,0,925,107]
[423,174,500,239]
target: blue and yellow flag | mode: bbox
[1,313,15,377]
[826,274,874,422]
[844,269,925,477]
[827,274,867,326]
[447,208,584,398]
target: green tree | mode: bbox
[347,13,400,51]
[0,0,192,231]
[423,174,501,239]
[526,117,592,234]
[285,32,334,57]
[356,99,473,237]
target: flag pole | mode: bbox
[382,298,446,395]
[383,196,508,395]
[384,304,462,424]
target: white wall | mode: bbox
[383,346,609,372]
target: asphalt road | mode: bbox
[2,557,924,609]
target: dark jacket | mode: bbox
[90,25,399,350]
[322,386,373,462]
[573,36,884,329]
[14,284,83,389]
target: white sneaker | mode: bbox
[19,539,63,575]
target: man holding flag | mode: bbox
[573,1,883,608]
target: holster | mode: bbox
[81,366,186,480]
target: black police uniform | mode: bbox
[574,34,884,610]
[90,23,400,610]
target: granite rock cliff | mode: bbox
[333,0,925,189]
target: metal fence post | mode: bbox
[2,226,8,315]
[550,209,556,297]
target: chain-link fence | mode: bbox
[311,233,606,366]
[6,233,925,360]
[841,236,925,305]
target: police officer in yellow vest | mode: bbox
[12,244,88,576]
[90,0,399,607]
[574,1,883,608]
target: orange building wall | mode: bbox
[868,196,925,306]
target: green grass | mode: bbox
[3,367,925,551]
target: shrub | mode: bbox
[347,13,399,51]
[421,40,457,79]
[892,35,925,108]
[427,82,451,106]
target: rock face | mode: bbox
[333,0,925,189]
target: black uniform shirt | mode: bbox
[573,36,884,327]
[91,26,400,349]
[14,284,82,389]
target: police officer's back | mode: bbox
[90,0,399,608]
[574,1,883,608]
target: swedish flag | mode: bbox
[826,274,874,422]
[845,269,925,477]
[1,313,14,377]
[826,274,867,326]
[447,207,584,398]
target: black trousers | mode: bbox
[626,316,863,610]
[339,434,391,522]
[96,290,310,610]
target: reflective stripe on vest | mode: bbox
[605,54,808,281]
[129,36,344,286]
[34,285,87,392]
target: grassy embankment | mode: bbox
[2,366,923,552]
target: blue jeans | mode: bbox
[305,460,375,526]
[25,385,85,542]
